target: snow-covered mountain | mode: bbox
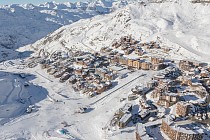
[31,0,210,62]
[0,0,129,62]
[1,1,210,140]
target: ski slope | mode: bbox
[31,0,210,62]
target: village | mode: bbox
[27,35,168,97]
[26,35,210,140]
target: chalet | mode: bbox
[91,74,101,81]
[202,78,210,92]
[105,73,114,80]
[128,94,139,101]
[190,85,207,98]
[139,109,151,120]
[47,66,56,73]
[131,86,145,94]
[83,60,91,68]
[124,48,133,55]
[100,47,106,53]
[69,75,77,84]
[54,68,71,78]
[130,39,138,45]
[105,81,112,89]
[94,61,102,68]
[121,45,128,50]
[92,78,101,85]
[120,35,132,43]
[96,84,107,94]
[112,41,121,48]
[63,60,73,67]
[119,103,133,117]
[105,47,113,53]
[176,102,191,117]
[136,123,154,140]
[130,45,136,49]
[135,48,144,56]
[41,63,51,69]
[146,44,153,49]
[127,59,134,67]
[163,47,170,53]
[108,65,124,73]
[153,43,160,49]
[82,71,88,78]
[118,113,132,128]
[108,50,118,56]
[151,82,168,98]
[108,56,119,64]
[151,57,164,64]
[179,60,194,71]
[49,68,59,75]
[192,61,205,67]
[85,85,96,93]
[102,60,109,67]
[118,56,128,65]
[76,60,84,66]
[139,97,151,109]
[161,116,204,140]
[95,67,114,80]
[206,67,210,72]
[157,93,179,107]
[159,79,172,85]
[72,81,82,91]
[179,76,192,86]
[75,69,83,75]
[151,88,162,99]
[59,72,71,83]
[147,80,158,89]
[200,70,209,78]
[141,62,151,70]
[167,86,178,93]
[132,59,141,69]
[151,63,167,71]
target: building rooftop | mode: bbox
[163,115,205,135]
[119,113,132,123]
[136,123,154,140]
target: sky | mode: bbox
[0,0,86,5]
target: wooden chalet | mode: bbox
[151,57,164,64]
[127,59,134,67]
[132,59,141,69]
[119,56,128,65]
[157,93,179,108]
[161,116,204,140]
[141,62,151,70]
[151,63,167,71]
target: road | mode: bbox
[90,73,146,106]
[35,71,53,82]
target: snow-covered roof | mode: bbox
[163,115,205,135]
[136,123,154,140]
[119,113,132,123]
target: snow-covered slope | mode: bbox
[1,1,210,140]
[31,0,210,62]
[0,0,124,56]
